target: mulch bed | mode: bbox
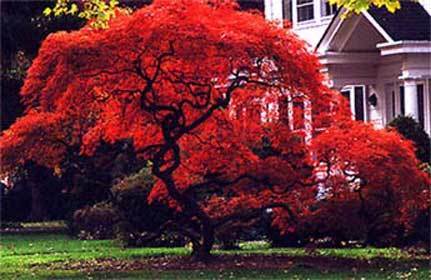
[41,255,428,273]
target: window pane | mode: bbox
[293,101,304,130]
[297,0,313,4]
[298,5,314,22]
[321,0,337,16]
[417,84,424,127]
[399,86,405,116]
[283,0,292,21]
[341,90,350,107]
[354,86,364,121]
[238,0,264,12]
[247,104,261,123]
[278,96,289,125]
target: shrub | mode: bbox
[269,197,403,248]
[112,167,187,247]
[72,201,119,240]
[215,212,272,249]
[388,116,430,163]
[70,167,188,245]
[269,198,369,248]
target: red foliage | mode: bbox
[314,120,430,228]
[272,121,430,245]
[1,0,427,257]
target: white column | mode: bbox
[264,0,284,22]
[403,79,419,121]
[315,0,321,22]
[304,98,313,144]
[292,0,298,26]
[264,0,273,20]
[287,92,294,131]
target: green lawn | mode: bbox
[1,234,429,279]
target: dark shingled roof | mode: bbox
[368,1,431,41]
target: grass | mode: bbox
[1,234,429,279]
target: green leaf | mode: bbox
[69,3,78,15]
[43,7,52,16]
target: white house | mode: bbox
[263,0,431,135]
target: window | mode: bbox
[385,84,395,121]
[321,0,337,16]
[297,0,314,22]
[341,90,350,106]
[417,84,424,127]
[246,103,262,123]
[354,86,365,121]
[283,0,293,21]
[238,0,264,12]
[399,86,405,116]
[278,96,290,125]
[293,101,305,130]
[342,85,366,121]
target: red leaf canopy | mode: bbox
[0,0,355,250]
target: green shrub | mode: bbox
[70,167,187,245]
[112,167,188,247]
[72,201,119,240]
[215,213,271,249]
[388,116,430,163]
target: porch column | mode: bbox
[264,0,283,22]
[403,79,419,121]
[304,99,312,144]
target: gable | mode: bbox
[316,2,431,54]
[327,14,386,52]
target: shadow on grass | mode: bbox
[30,253,429,280]
[1,234,429,279]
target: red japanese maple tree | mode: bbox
[272,120,430,245]
[2,0,427,258]
[313,121,430,241]
[1,0,326,257]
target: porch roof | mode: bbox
[316,2,431,54]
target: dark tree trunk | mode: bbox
[158,173,216,261]
[191,223,215,262]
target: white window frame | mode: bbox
[384,82,407,124]
[341,85,368,121]
[296,0,315,23]
[397,82,405,117]
[416,81,426,129]
[282,0,293,21]
[384,83,395,122]
[320,0,337,17]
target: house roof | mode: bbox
[368,1,431,41]
[316,2,431,52]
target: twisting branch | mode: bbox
[118,41,298,256]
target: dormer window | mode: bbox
[297,0,314,22]
[321,0,337,16]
